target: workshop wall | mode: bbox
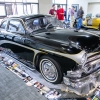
[68,0,100,17]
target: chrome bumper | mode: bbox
[63,59,100,95]
[63,67,100,96]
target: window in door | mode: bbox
[8,20,25,34]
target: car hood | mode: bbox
[34,29,100,53]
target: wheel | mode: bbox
[39,56,63,84]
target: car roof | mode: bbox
[4,14,53,22]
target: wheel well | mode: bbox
[35,53,77,74]
[34,53,45,71]
[35,53,64,74]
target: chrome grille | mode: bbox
[87,54,100,62]
[84,58,100,74]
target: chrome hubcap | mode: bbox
[41,60,58,81]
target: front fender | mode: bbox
[41,48,86,65]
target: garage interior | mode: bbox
[0,0,100,100]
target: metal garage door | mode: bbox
[88,3,100,17]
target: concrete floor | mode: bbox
[0,66,47,100]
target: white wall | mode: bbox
[88,3,100,17]
[39,0,52,14]
[68,0,100,17]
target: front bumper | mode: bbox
[63,67,100,96]
[63,54,100,96]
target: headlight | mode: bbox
[81,53,87,64]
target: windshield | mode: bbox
[25,16,63,33]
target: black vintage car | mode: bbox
[0,14,100,95]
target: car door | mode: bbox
[3,19,34,63]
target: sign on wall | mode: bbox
[72,4,79,12]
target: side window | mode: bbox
[8,20,25,34]
[0,21,7,29]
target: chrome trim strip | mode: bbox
[0,40,99,65]
[87,59,100,65]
